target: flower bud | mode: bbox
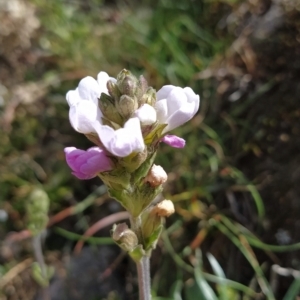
[141,209,162,248]
[99,93,123,125]
[116,95,138,119]
[107,80,121,100]
[26,189,50,236]
[140,87,156,107]
[151,199,175,217]
[112,223,138,252]
[117,69,138,97]
[138,75,148,94]
[144,164,167,187]
[136,75,149,102]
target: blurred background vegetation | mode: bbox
[1,0,300,299]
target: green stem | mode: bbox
[33,232,50,300]
[33,233,47,280]
[130,216,144,244]
[131,216,152,300]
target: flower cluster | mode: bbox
[64,68,200,257]
[65,69,199,181]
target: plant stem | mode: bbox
[33,232,50,300]
[136,255,151,300]
[33,233,47,279]
[130,216,143,244]
[130,216,152,300]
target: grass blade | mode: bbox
[210,218,276,300]
[282,277,300,300]
[207,253,228,300]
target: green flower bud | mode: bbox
[107,80,121,101]
[26,189,50,236]
[116,95,138,119]
[141,208,163,251]
[140,87,156,107]
[138,75,148,94]
[136,75,149,102]
[99,93,123,125]
[116,69,138,97]
[112,223,138,252]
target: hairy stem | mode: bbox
[136,255,151,300]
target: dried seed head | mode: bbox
[145,164,167,187]
[152,199,175,217]
[112,223,138,252]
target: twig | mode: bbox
[0,258,33,289]
[99,251,127,281]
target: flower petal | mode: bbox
[155,99,168,124]
[184,87,200,114]
[77,76,101,104]
[97,71,110,95]
[161,135,186,148]
[156,85,200,133]
[64,147,85,170]
[80,147,112,174]
[134,104,157,125]
[95,117,145,157]
[66,89,80,107]
[156,85,174,100]
[69,101,102,134]
[163,101,197,133]
[166,87,187,116]
[64,146,112,180]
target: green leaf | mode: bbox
[282,277,300,300]
[210,218,276,300]
[170,280,183,300]
[128,245,145,262]
[207,253,228,300]
[54,227,114,245]
[194,267,218,300]
[145,224,163,251]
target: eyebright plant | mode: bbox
[64,69,199,300]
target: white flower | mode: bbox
[66,72,115,134]
[93,117,145,157]
[134,104,157,125]
[155,85,199,133]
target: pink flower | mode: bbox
[64,146,112,180]
[161,135,185,148]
